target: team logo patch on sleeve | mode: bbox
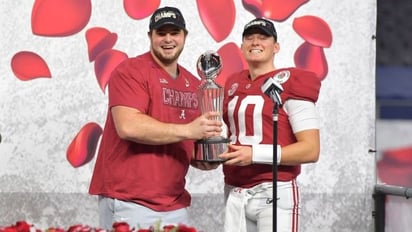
[273,70,290,84]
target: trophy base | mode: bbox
[194,137,230,162]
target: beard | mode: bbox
[152,46,184,65]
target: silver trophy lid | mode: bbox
[197,51,222,80]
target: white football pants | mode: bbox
[224,179,300,232]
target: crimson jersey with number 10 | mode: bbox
[222,68,321,188]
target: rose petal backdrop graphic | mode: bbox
[31,0,92,37]
[94,49,128,93]
[86,27,118,62]
[292,15,332,80]
[294,42,328,80]
[262,0,309,21]
[66,122,103,168]
[123,0,160,19]
[216,42,247,87]
[196,0,236,42]
[242,0,309,21]
[293,15,333,48]
[11,51,51,81]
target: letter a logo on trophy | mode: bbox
[194,51,230,162]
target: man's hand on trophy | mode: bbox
[218,144,253,166]
[190,159,221,170]
[187,111,222,140]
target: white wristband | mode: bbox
[252,144,282,164]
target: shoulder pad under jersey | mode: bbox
[274,68,321,103]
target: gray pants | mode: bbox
[98,196,189,230]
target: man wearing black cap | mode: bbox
[218,18,322,232]
[89,6,221,229]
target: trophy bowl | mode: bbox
[196,50,222,80]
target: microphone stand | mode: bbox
[272,102,280,232]
[261,77,283,232]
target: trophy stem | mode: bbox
[194,50,229,162]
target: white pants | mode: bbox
[224,179,300,232]
[98,196,189,230]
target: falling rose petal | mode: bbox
[197,0,236,42]
[86,27,118,62]
[31,0,92,36]
[216,42,247,87]
[11,51,51,81]
[293,15,332,47]
[123,0,160,19]
[66,122,103,168]
[94,49,128,93]
[242,0,309,21]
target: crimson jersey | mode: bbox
[89,52,201,211]
[222,68,321,188]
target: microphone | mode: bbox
[261,77,284,107]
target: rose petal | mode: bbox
[294,42,328,81]
[67,225,86,232]
[85,27,118,62]
[293,15,333,47]
[31,0,92,36]
[196,0,236,42]
[66,122,103,168]
[263,0,309,21]
[123,0,160,19]
[241,0,264,18]
[216,42,247,87]
[94,49,128,93]
[14,221,32,232]
[11,51,51,81]
[112,222,130,232]
[242,0,309,21]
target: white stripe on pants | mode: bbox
[224,179,300,232]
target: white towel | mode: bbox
[224,183,273,232]
[224,187,248,232]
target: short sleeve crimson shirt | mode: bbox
[89,52,201,211]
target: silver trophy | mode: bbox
[194,51,230,162]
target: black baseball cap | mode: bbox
[149,6,187,32]
[242,18,277,41]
